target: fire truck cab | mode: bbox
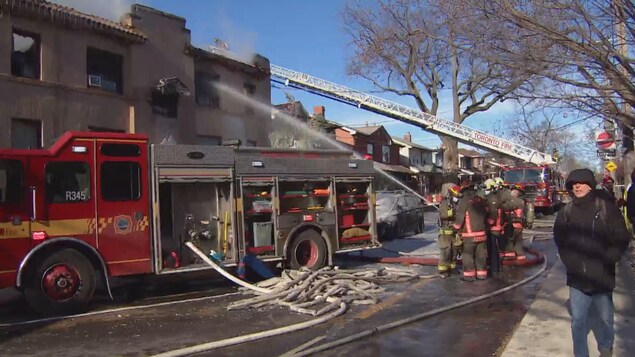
[501,164,567,213]
[0,132,379,313]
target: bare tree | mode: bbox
[455,0,635,146]
[343,0,531,172]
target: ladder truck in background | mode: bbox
[269,64,555,166]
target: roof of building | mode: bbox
[274,102,310,118]
[186,45,270,77]
[353,125,384,136]
[459,148,484,157]
[391,137,435,151]
[2,0,146,43]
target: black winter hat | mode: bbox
[566,168,597,190]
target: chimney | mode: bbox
[313,106,325,117]
[404,132,412,142]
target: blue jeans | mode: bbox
[569,287,615,357]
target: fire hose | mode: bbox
[153,242,546,357]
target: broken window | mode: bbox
[87,47,123,94]
[45,162,91,203]
[0,160,24,204]
[195,71,220,108]
[11,29,40,79]
[11,118,42,149]
[151,90,179,118]
[101,161,141,201]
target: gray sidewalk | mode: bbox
[503,255,635,357]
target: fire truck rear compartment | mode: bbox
[157,181,234,272]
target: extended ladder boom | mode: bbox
[270,64,554,165]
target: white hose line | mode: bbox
[185,242,271,294]
[0,291,241,329]
[151,302,347,357]
[279,335,326,357]
[287,258,548,357]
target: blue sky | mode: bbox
[136,0,527,149]
[54,0,551,150]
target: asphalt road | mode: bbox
[0,212,558,357]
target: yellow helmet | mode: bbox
[494,177,505,187]
[484,179,497,190]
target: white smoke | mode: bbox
[49,0,133,22]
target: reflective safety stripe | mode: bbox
[516,255,527,260]
[512,223,523,229]
[440,229,455,235]
[450,262,457,269]
[438,265,450,272]
[463,270,476,277]
[461,230,486,238]
[476,270,488,277]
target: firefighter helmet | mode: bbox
[484,178,497,190]
[448,185,462,198]
[494,177,505,187]
[511,184,525,194]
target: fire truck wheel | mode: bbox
[24,249,97,314]
[288,230,327,270]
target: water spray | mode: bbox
[213,83,436,206]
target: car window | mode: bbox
[406,196,420,208]
[397,197,407,209]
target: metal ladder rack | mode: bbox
[270,64,554,165]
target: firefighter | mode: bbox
[483,179,503,276]
[502,184,528,260]
[438,185,462,278]
[495,177,514,260]
[453,184,489,281]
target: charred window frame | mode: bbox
[11,29,40,79]
[151,90,179,118]
[244,82,256,115]
[86,47,123,94]
[101,161,141,201]
[195,71,220,108]
[0,160,24,204]
[45,162,91,203]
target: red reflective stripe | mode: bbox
[476,270,488,276]
[463,270,476,277]
[461,231,486,238]
[453,223,461,230]
[514,208,523,217]
[487,218,495,225]
[512,223,523,229]
[496,209,503,227]
[490,227,503,233]
[465,212,473,234]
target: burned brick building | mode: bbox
[0,0,271,149]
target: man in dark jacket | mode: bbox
[554,168,630,357]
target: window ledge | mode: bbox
[0,74,133,101]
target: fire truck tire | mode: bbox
[24,249,97,314]
[288,230,327,270]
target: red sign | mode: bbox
[596,132,615,150]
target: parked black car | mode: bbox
[376,191,425,240]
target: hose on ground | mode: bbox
[284,257,548,357]
[151,302,348,357]
[346,247,545,267]
[185,242,271,294]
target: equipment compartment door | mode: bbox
[96,140,151,276]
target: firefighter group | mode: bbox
[437,177,535,281]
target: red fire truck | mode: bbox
[0,132,379,313]
[501,164,568,214]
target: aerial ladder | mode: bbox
[269,64,554,165]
